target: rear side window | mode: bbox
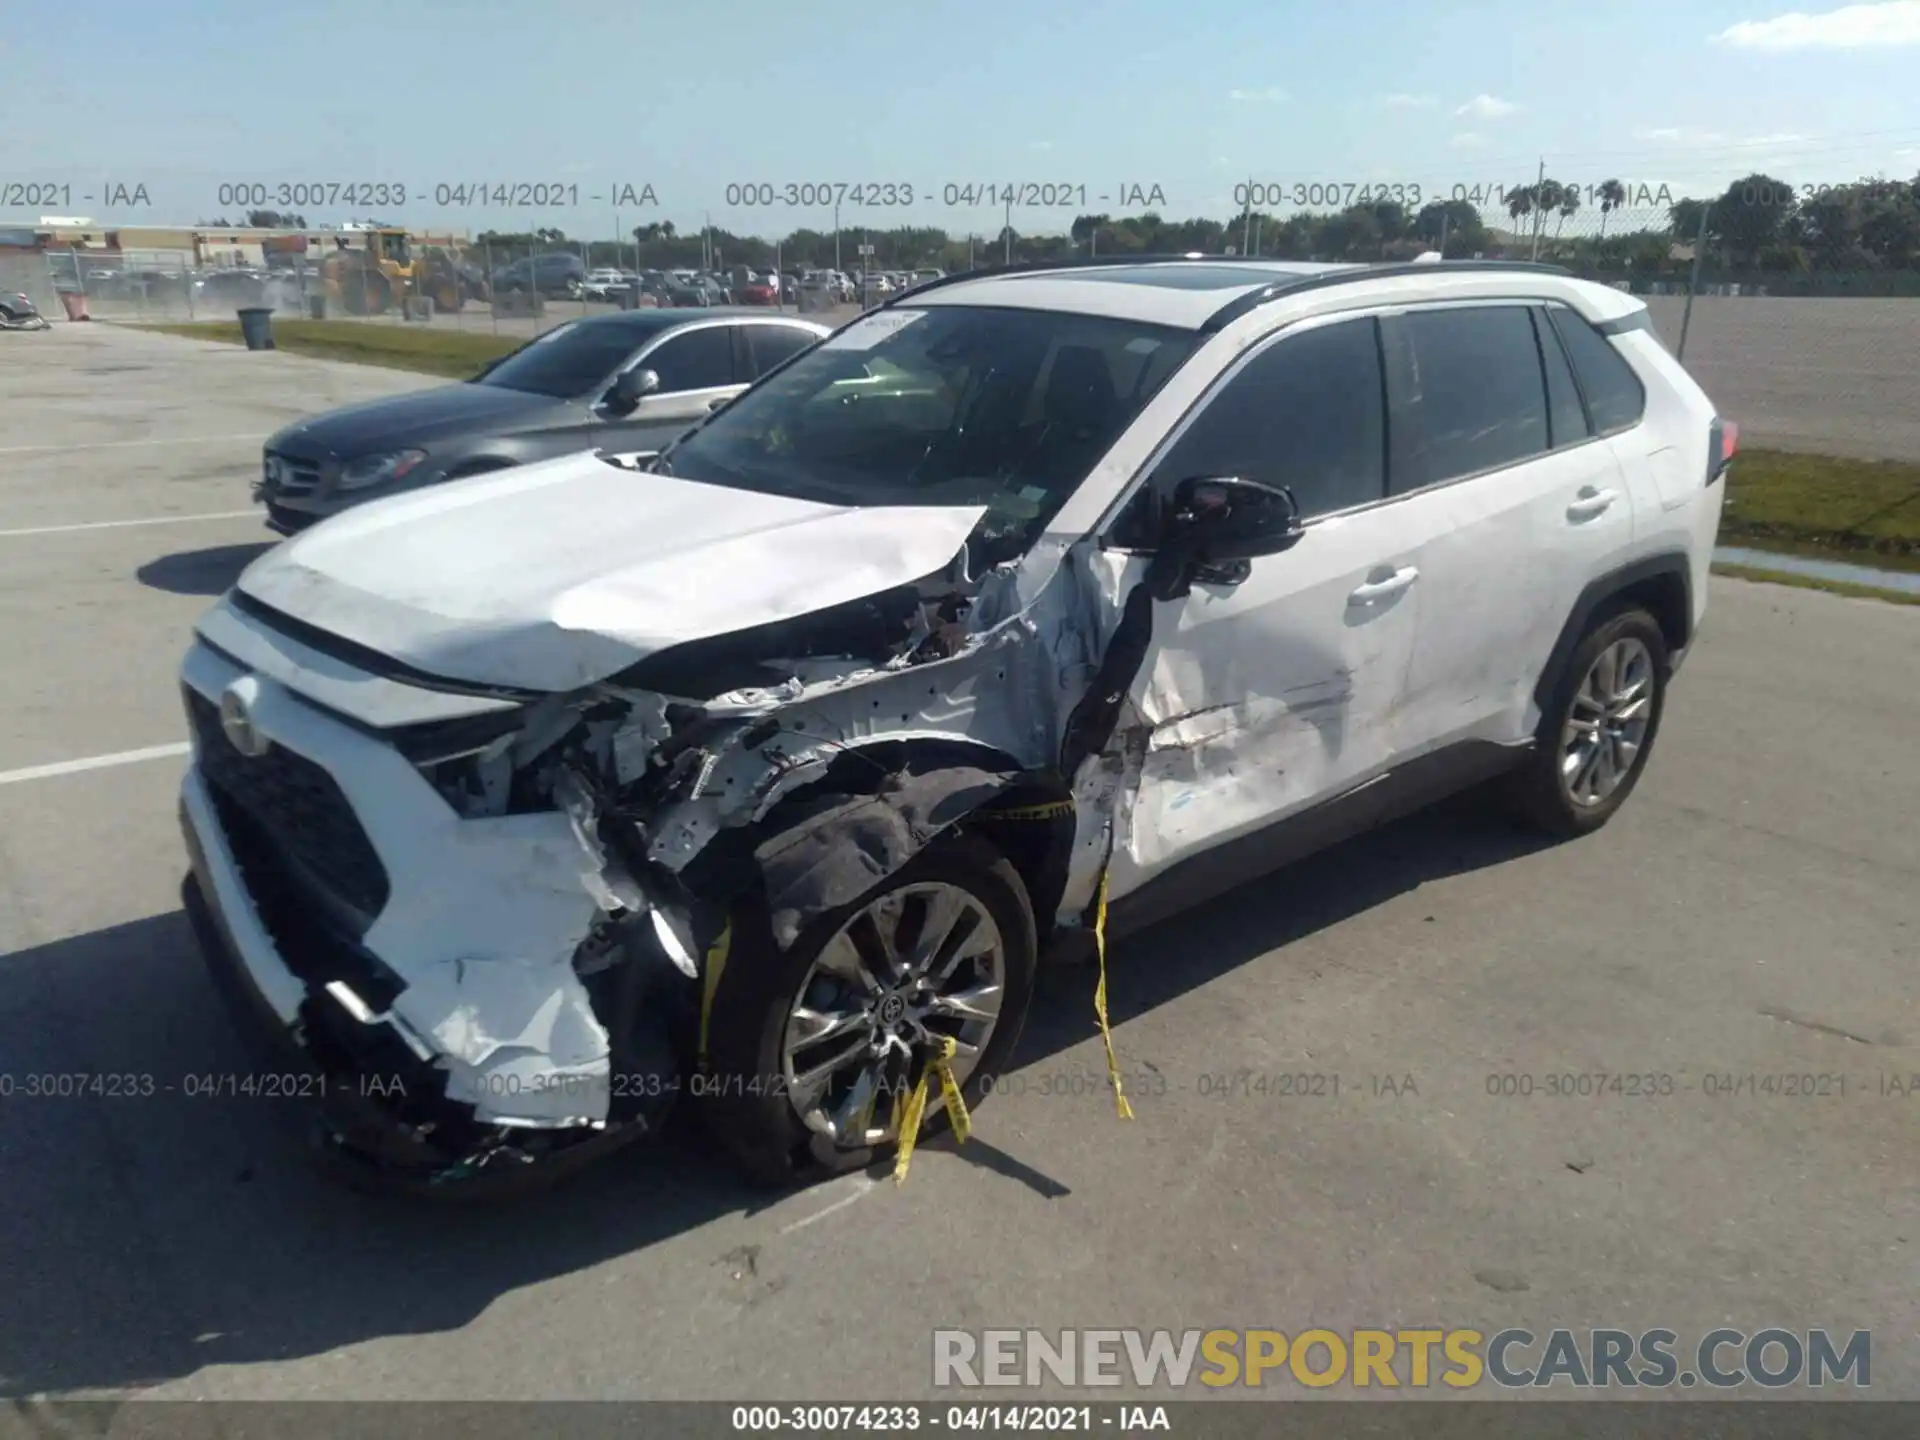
[1548,307,1647,435]
[747,325,817,376]
[1144,316,1387,522]
[1533,308,1590,448]
[1400,305,1549,491]
[646,326,736,391]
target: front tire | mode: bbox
[702,832,1037,1189]
[1508,606,1669,838]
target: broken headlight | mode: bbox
[390,707,532,817]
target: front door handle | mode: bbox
[1566,486,1619,522]
[1348,565,1419,606]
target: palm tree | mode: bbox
[1597,178,1626,240]
[1506,183,1535,251]
[1554,186,1580,246]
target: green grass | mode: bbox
[1711,561,1920,606]
[1724,449,1920,574]
[137,319,521,379]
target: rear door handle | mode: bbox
[1348,566,1419,606]
[1566,486,1619,522]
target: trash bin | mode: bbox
[307,294,328,320]
[237,307,276,350]
[59,291,91,322]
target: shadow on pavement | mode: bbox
[137,543,275,597]
[0,792,1551,1397]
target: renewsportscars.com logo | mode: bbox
[932,1328,1871,1391]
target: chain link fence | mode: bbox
[6,174,1914,456]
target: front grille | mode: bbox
[264,450,322,496]
[186,688,391,922]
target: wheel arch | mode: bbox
[1534,552,1692,712]
[677,733,1076,956]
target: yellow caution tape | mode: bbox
[1092,868,1135,1121]
[894,1034,969,1185]
[697,923,731,1065]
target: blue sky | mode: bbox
[6,0,1919,237]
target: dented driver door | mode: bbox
[1099,314,1423,897]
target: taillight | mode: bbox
[1707,417,1738,485]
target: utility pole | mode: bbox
[1676,200,1712,365]
[1003,194,1013,264]
[833,199,841,272]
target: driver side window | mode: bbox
[644,326,737,393]
[1112,317,1387,547]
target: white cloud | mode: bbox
[1714,1,1920,49]
[1450,132,1487,148]
[1029,140,1054,152]
[1455,93,1518,119]
[1382,92,1437,108]
[1633,125,1729,143]
[1228,86,1288,102]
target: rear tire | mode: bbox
[702,832,1037,1190]
[1507,606,1669,838]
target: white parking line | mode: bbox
[0,743,190,788]
[0,510,257,539]
[777,1176,880,1235]
[0,433,265,456]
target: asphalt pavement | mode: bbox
[1,324,1916,1403]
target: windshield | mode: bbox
[475,321,640,399]
[661,305,1196,567]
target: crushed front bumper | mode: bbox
[176,637,681,1192]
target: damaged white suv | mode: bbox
[179,256,1731,1192]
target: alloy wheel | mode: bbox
[780,882,1006,1147]
[1559,636,1655,807]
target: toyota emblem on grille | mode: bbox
[218,676,271,758]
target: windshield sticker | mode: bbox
[1124,336,1163,354]
[824,309,928,351]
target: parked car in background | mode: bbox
[661,273,715,307]
[251,309,829,533]
[582,268,638,301]
[192,268,272,310]
[492,253,588,298]
[737,274,780,306]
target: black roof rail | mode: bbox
[882,252,1356,306]
[880,254,1579,328]
[1198,258,1576,333]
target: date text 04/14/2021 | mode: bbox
[727,1404,1171,1431]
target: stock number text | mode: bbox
[1236,181,1424,209]
[217,182,408,209]
[726,182,915,208]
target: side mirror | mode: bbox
[607,368,660,411]
[1161,475,1303,563]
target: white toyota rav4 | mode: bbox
[178,256,1732,1192]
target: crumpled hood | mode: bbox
[235,450,985,693]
